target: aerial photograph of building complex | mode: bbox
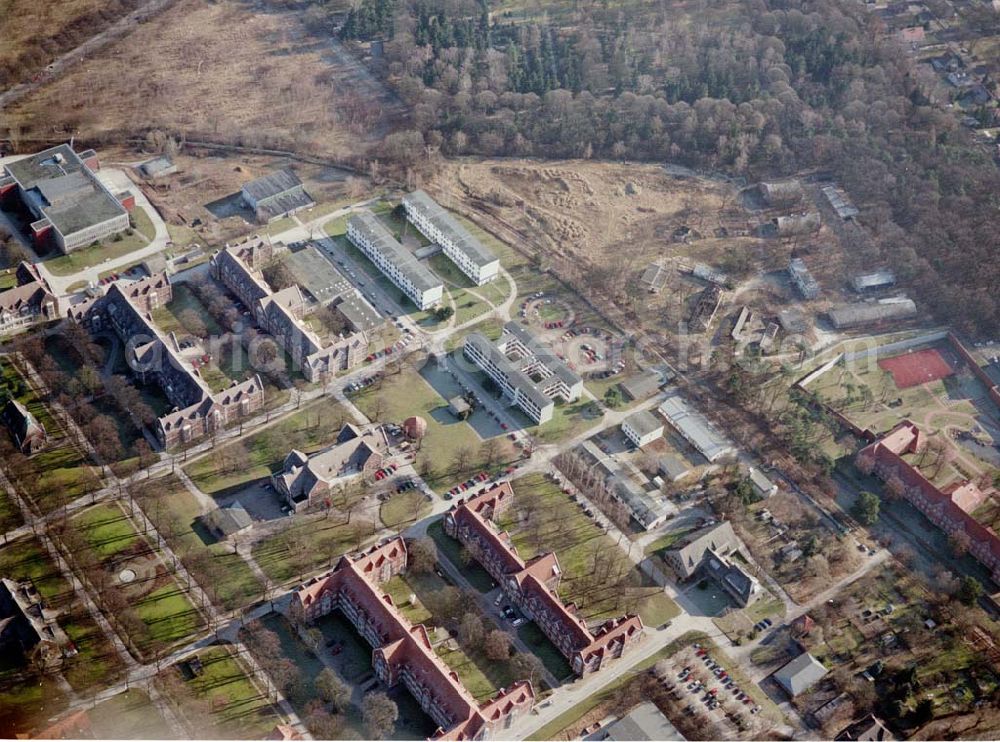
[0,0,999,740]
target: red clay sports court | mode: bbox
[878,348,955,389]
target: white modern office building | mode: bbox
[402,190,499,285]
[346,211,444,310]
[464,322,583,424]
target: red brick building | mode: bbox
[293,538,534,740]
[858,422,1000,583]
[444,483,644,676]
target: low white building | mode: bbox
[622,410,664,449]
[748,467,778,498]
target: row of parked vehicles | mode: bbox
[443,465,520,499]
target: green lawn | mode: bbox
[444,317,504,352]
[74,502,142,560]
[132,474,263,612]
[152,283,223,338]
[499,473,677,621]
[352,367,486,492]
[517,622,573,680]
[0,537,122,693]
[251,513,375,584]
[426,519,495,592]
[184,397,350,496]
[0,271,16,290]
[159,646,283,738]
[450,287,491,325]
[643,526,698,557]
[0,489,22,533]
[73,501,206,655]
[89,690,175,739]
[44,207,157,276]
[436,642,516,702]
[0,357,101,513]
[383,574,434,626]
[380,490,432,529]
[266,215,299,237]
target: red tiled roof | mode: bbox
[294,537,534,739]
[448,483,643,668]
[861,422,1000,574]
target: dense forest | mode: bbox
[335,0,1000,336]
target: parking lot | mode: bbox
[653,642,767,739]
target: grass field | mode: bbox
[44,207,156,276]
[380,489,432,529]
[351,367,486,492]
[152,282,223,338]
[251,512,375,584]
[158,646,282,738]
[88,690,174,739]
[426,519,495,592]
[184,396,350,496]
[498,474,679,624]
[0,356,101,513]
[133,474,263,611]
[74,502,205,654]
[0,537,121,697]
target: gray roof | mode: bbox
[748,467,776,495]
[620,371,663,400]
[502,321,582,389]
[827,300,917,329]
[851,270,896,292]
[657,453,692,482]
[702,548,757,605]
[774,652,828,696]
[667,521,740,579]
[658,395,735,463]
[5,144,127,238]
[242,169,303,202]
[624,409,663,439]
[334,293,381,333]
[207,500,252,536]
[465,332,553,413]
[348,211,442,294]
[789,258,819,299]
[402,190,497,268]
[640,263,667,290]
[285,244,353,305]
[578,442,667,529]
[604,702,685,741]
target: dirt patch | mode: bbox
[2,0,405,159]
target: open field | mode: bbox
[0,0,141,86]
[250,512,374,584]
[43,206,156,276]
[499,473,680,625]
[157,646,282,738]
[0,356,102,513]
[88,690,175,739]
[2,0,404,159]
[351,365,490,492]
[132,474,263,611]
[184,397,350,496]
[73,502,205,655]
[0,537,122,734]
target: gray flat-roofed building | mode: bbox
[463,322,583,425]
[640,263,667,292]
[620,370,664,401]
[822,185,860,219]
[789,258,820,300]
[759,180,804,207]
[285,244,354,306]
[334,292,381,333]
[658,453,692,482]
[748,467,778,498]
[3,144,129,253]
[241,169,315,223]
[600,702,686,741]
[827,300,917,329]
[774,652,828,697]
[658,395,735,463]
[347,211,443,310]
[851,270,896,293]
[402,190,499,285]
[138,156,177,179]
[622,409,664,449]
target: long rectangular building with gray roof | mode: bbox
[402,190,499,285]
[463,321,583,424]
[347,211,443,310]
[658,395,736,463]
[1,144,129,253]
